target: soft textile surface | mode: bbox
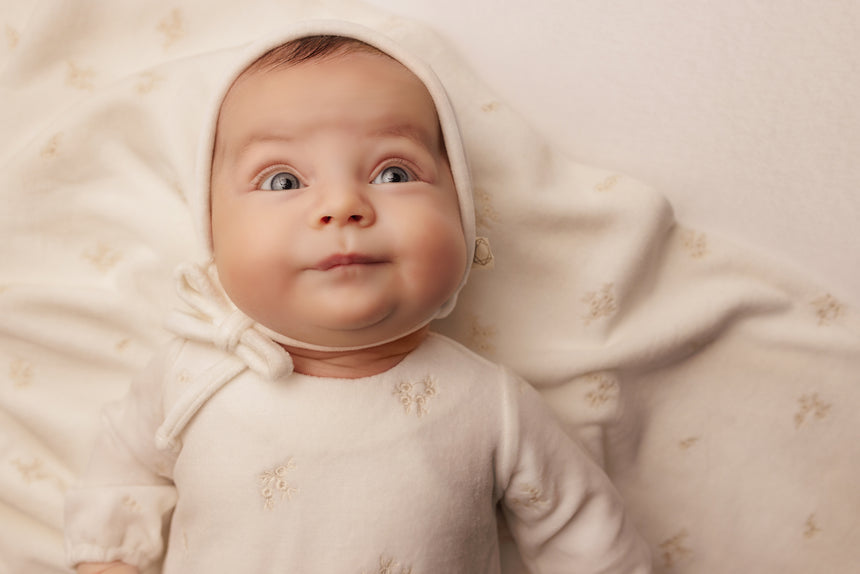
[364,0,860,306]
[0,1,857,573]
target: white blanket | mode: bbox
[1,1,858,572]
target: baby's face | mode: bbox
[210,51,467,348]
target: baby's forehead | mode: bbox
[214,49,446,155]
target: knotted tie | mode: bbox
[155,262,293,451]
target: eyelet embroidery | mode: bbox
[595,174,620,192]
[362,555,413,574]
[794,393,831,429]
[65,61,95,91]
[811,293,844,325]
[804,514,822,539]
[135,70,164,95]
[584,372,619,408]
[582,283,618,325]
[259,458,298,510]
[40,133,63,159]
[393,377,437,417]
[681,229,709,259]
[510,483,549,510]
[10,358,34,388]
[82,241,123,272]
[658,529,693,568]
[5,25,19,50]
[10,457,67,491]
[122,495,142,513]
[157,9,186,49]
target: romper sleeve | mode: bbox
[496,371,652,574]
[64,339,184,570]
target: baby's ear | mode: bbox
[472,237,494,269]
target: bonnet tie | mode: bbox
[165,262,294,380]
[156,262,294,452]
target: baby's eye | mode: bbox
[260,171,302,191]
[372,165,413,184]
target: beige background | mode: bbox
[366,0,860,305]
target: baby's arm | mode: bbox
[498,375,652,573]
[65,342,182,570]
[76,562,139,574]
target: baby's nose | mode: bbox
[312,185,375,228]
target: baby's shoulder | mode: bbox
[420,333,523,390]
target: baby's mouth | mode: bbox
[314,253,386,271]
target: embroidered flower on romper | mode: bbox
[393,377,437,417]
[259,458,297,510]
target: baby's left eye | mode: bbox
[372,166,413,184]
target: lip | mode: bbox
[314,253,386,271]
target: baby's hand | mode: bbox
[76,562,139,574]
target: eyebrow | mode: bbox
[368,123,438,150]
[217,120,443,168]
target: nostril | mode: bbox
[320,216,332,224]
[349,214,363,222]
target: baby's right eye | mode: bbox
[260,171,302,191]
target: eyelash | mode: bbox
[251,164,301,189]
[373,158,420,182]
[251,158,422,188]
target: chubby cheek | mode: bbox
[211,237,255,312]
[212,201,277,313]
[405,213,468,302]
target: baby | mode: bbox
[65,21,652,574]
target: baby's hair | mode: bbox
[244,35,389,75]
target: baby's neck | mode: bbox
[283,327,429,379]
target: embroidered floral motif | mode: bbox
[259,459,297,510]
[393,377,437,417]
[595,174,620,192]
[66,61,95,91]
[40,133,62,159]
[82,241,122,272]
[157,9,186,49]
[362,555,412,574]
[811,294,844,325]
[582,283,618,325]
[678,436,700,450]
[681,229,709,259]
[11,457,66,490]
[115,338,131,352]
[658,529,692,568]
[481,101,500,112]
[473,186,500,231]
[122,495,142,513]
[510,483,549,510]
[794,393,831,429]
[5,25,19,49]
[803,514,822,539]
[135,70,164,94]
[467,312,497,354]
[9,358,33,388]
[584,373,618,407]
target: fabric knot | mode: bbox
[214,310,255,352]
[166,262,294,380]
